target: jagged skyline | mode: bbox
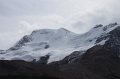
[0,0,120,49]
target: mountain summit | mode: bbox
[0,23,120,63]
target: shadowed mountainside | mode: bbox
[49,45,120,79]
[0,60,70,79]
[1,44,120,79]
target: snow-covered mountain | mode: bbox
[0,23,120,63]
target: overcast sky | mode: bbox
[0,0,120,49]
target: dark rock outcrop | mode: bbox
[105,26,120,54]
[37,54,50,65]
[77,45,120,79]
[9,35,32,50]
[50,44,120,79]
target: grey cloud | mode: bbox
[72,7,120,33]
[0,0,46,16]
[1,0,120,49]
[0,0,70,17]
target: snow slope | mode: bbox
[0,23,119,63]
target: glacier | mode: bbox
[0,23,119,63]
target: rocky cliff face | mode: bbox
[105,26,120,54]
[77,45,120,79]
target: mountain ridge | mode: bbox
[0,22,120,63]
[1,22,120,79]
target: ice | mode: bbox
[0,23,120,63]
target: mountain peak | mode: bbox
[58,27,67,30]
[2,22,120,64]
[93,24,103,28]
[108,22,118,26]
[56,28,76,37]
[31,29,56,35]
[103,22,118,31]
[31,28,73,36]
[57,28,71,32]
